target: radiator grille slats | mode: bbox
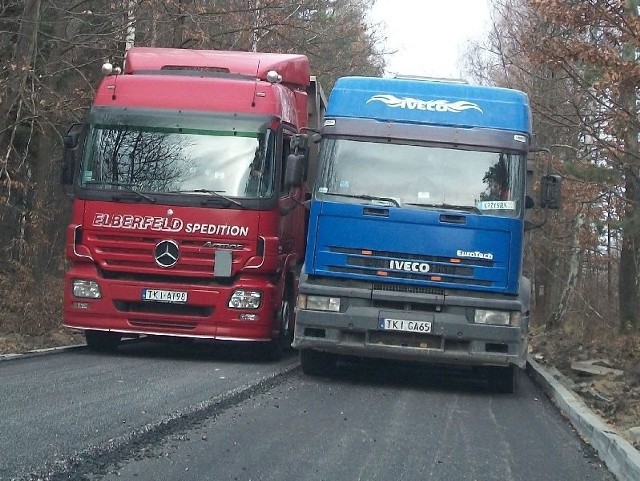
[326,246,494,288]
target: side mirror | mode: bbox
[284,154,306,188]
[61,124,83,187]
[290,134,309,155]
[540,174,561,209]
[525,195,535,209]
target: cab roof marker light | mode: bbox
[376,271,388,276]
[431,276,442,281]
[362,250,372,255]
[450,258,461,264]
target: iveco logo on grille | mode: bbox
[154,240,180,268]
[389,260,430,273]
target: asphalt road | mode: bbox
[1,340,615,481]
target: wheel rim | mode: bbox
[280,297,290,334]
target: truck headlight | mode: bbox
[228,290,262,309]
[474,309,521,326]
[298,294,340,312]
[72,279,102,299]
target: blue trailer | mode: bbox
[292,76,560,393]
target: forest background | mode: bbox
[1,0,640,387]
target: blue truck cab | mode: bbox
[292,76,557,392]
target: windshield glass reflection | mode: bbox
[79,110,276,199]
[315,138,526,217]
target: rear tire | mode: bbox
[300,349,336,376]
[85,330,121,352]
[487,365,519,394]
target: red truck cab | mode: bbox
[61,47,324,357]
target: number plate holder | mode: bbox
[378,318,432,334]
[142,289,188,304]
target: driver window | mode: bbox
[280,133,293,197]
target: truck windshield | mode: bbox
[315,138,526,217]
[79,110,276,199]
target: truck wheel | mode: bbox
[278,281,295,349]
[300,349,336,376]
[260,282,295,361]
[85,330,121,352]
[487,365,519,394]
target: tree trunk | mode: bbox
[547,212,583,330]
[619,167,640,330]
[0,0,42,264]
[618,0,640,330]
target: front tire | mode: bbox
[259,281,295,361]
[85,330,121,352]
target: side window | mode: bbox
[280,133,293,197]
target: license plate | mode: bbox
[379,318,432,334]
[142,289,188,303]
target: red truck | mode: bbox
[61,47,325,357]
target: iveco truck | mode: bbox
[292,76,559,391]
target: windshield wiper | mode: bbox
[110,190,156,203]
[169,189,244,208]
[323,192,401,207]
[405,202,482,214]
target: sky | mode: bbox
[369,0,493,79]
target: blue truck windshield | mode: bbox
[315,138,526,217]
[79,113,276,199]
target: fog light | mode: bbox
[475,309,514,326]
[73,302,90,309]
[72,279,101,299]
[239,313,259,321]
[229,290,261,309]
[305,295,340,312]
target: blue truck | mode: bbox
[291,76,560,393]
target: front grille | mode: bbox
[329,265,491,287]
[331,246,493,267]
[129,319,198,330]
[373,283,444,296]
[348,256,472,276]
[325,245,495,288]
[100,267,235,287]
[368,331,442,349]
[86,231,248,279]
[114,300,213,317]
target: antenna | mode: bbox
[251,60,260,107]
[101,62,122,100]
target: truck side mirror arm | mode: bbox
[61,123,84,189]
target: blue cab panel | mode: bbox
[304,201,523,295]
[307,76,532,296]
[326,76,531,134]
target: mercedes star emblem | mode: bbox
[154,240,180,268]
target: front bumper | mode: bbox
[63,264,278,341]
[292,292,528,369]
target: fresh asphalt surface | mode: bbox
[1,340,616,481]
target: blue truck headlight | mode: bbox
[228,290,262,309]
[72,279,102,299]
[474,309,521,326]
[298,294,340,312]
